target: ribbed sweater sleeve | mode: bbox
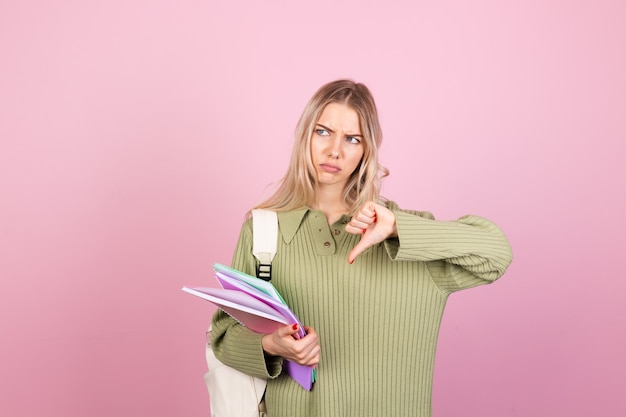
[384,203,513,294]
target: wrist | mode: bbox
[390,221,398,238]
[388,212,398,238]
[261,334,277,356]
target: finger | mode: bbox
[302,345,321,366]
[277,323,301,338]
[353,208,376,225]
[303,326,317,337]
[347,203,378,233]
[351,216,373,228]
[347,214,375,233]
[345,223,366,235]
[294,332,321,365]
[362,201,376,216]
[348,238,370,264]
[292,345,321,366]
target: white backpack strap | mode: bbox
[251,209,278,281]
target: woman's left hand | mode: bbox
[345,202,397,264]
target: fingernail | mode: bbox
[292,324,298,331]
[348,259,354,265]
[362,229,366,234]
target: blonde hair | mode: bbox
[255,79,388,214]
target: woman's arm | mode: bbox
[210,218,321,377]
[210,219,283,379]
[347,201,513,293]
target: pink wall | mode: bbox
[1,1,624,416]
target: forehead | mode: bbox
[317,103,361,133]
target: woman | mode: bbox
[211,79,513,417]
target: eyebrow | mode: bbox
[315,123,363,137]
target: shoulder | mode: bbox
[383,199,436,221]
[234,216,254,242]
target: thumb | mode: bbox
[348,237,371,264]
[277,323,301,338]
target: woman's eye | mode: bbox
[346,136,361,144]
[315,129,329,136]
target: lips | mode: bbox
[319,163,341,173]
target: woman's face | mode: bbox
[310,102,365,191]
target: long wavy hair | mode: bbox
[255,79,388,215]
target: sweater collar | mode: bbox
[276,207,352,244]
[277,207,309,244]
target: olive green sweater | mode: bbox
[211,202,513,417]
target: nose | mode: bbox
[328,136,341,159]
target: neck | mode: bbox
[311,185,348,225]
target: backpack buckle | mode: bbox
[256,263,272,281]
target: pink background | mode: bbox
[1,1,625,416]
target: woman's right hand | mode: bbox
[262,324,320,367]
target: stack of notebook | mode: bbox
[183,263,316,390]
